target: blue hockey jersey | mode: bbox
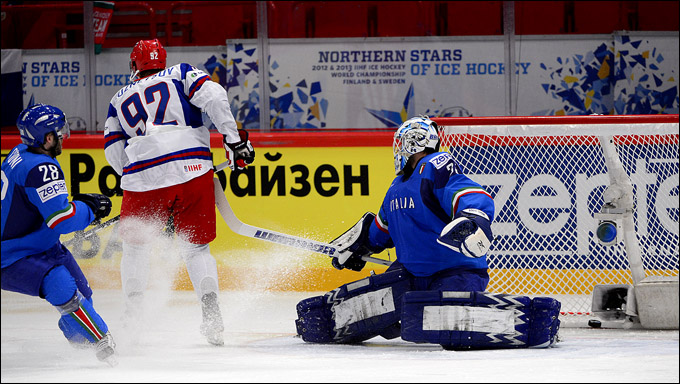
[1,144,94,268]
[367,152,495,277]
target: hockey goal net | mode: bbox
[432,115,679,321]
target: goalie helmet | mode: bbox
[393,115,439,175]
[129,38,167,81]
[16,103,70,148]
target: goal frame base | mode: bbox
[634,277,679,330]
[591,279,679,330]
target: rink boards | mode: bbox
[2,132,677,296]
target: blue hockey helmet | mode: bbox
[393,115,439,175]
[16,103,70,148]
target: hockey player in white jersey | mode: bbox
[104,39,254,346]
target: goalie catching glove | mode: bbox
[437,208,493,258]
[223,129,255,171]
[330,212,384,272]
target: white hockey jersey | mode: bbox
[104,63,240,192]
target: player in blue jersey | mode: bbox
[104,39,255,346]
[295,116,561,350]
[1,104,117,365]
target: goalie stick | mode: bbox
[212,176,391,267]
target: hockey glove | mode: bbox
[72,193,112,222]
[330,212,381,272]
[223,129,255,171]
[437,208,493,258]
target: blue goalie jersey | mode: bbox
[367,152,495,277]
[1,144,94,268]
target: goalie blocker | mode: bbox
[296,271,561,349]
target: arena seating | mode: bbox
[1,1,677,50]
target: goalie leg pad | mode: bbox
[296,268,412,343]
[295,295,334,343]
[528,297,561,348]
[401,291,560,350]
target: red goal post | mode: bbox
[431,115,679,320]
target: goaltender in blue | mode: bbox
[295,116,562,350]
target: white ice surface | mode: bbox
[2,288,678,383]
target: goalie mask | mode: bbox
[393,116,439,175]
[129,38,167,81]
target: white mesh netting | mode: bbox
[433,116,679,318]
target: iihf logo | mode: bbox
[184,164,203,172]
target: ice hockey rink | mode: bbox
[2,286,678,383]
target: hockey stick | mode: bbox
[214,161,230,173]
[62,215,121,248]
[212,176,391,267]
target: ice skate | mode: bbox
[95,332,118,367]
[200,292,224,346]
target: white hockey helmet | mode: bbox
[393,115,439,175]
